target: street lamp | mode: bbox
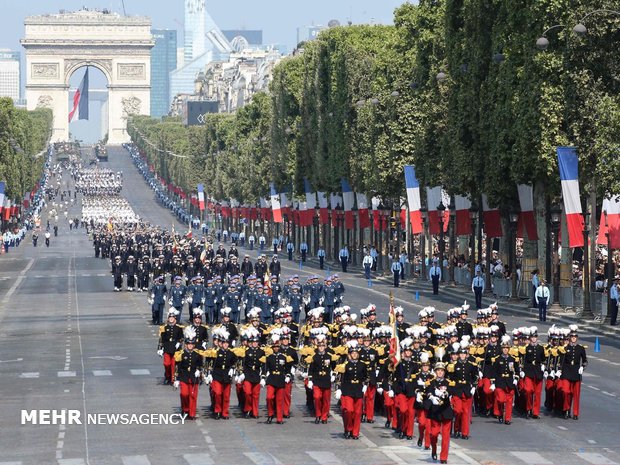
[469,205,479,265]
[449,200,456,285]
[582,210,593,319]
[535,9,620,49]
[509,210,520,299]
[436,71,447,83]
[437,201,446,281]
[605,210,613,323]
[421,206,428,279]
[550,205,562,308]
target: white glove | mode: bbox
[307,381,313,389]
[175,342,181,349]
[260,379,266,387]
[490,384,496,391]
[550,370,556,379]
[147,298,154,305]
[204,374,213,385]
[302,372,308,379]
[556,370,562,378]
[470,387,476,396]
[285,375,291,384]
[330,374,336,383]
[479,370,483,379]
[234,375,239,384]
[201,298,205,304]
[335,389,342,400]
[290,367,296,376]
[232,340,237,347]
[151,293,155,299]
[434,388,444,397]
[519,371,525,378]
[578,366,584,375]
[238,373,245,383]
[417,379,425,386]
[362,385,367,394]
[202,342,208,350]
[388,390,394,398]
[375,369,380,378]
[377,387,384,395]
[543,371,548,379]
[228,368,234,377]
[541,364,546,372]
[416,392,423,403]
[157,349,163,357]
[173,380,180,389]
[513,378,518,386]
[430,396,440,405]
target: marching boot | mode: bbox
[266,416,273,424]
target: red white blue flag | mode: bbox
[69,67,89,122]
[404,166,423,234]
[557,146,584,248]
[197,184,205,211]
[270,183,283,223]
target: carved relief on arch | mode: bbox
[64,59,112,81]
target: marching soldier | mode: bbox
[262,331,294,424]
[335,341,368,439]
[239,327,265,418]
[204,327,238,419]
[393,337,418,440]
[173,326,205,420]
[447,342,478,439]
[149,276,168,325]
[157,309,184,385]
[307,334,337,424]
[522,326,545,419]
[111,255,123,291]
[169,276,187,323]
[425,362,454,464]
[559,325,587,420]
[491,335,519,425]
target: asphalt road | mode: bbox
[0,145,618,465]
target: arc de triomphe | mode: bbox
[22,10,154,144]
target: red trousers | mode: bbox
[523,377,543,415]
[341,395,363,436]
[179,381,199,417]
[451,394,473,436]
[313,386,331,421]
[396,394,415,437]
[284,382,293,416]
[383,392,397,428]
[416,409,431,447]
[363,384,377,420]
[559,380,581,416]
[243,381,261,417]
[211,380,231,417]
[163,353,176,382]
[266,385,285,422]
[480,378,494,411]
[236,381,244,405]
[430,419,451,462]
[494,387,514,421]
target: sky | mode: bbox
[2,0,409,142]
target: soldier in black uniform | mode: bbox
[239,327,265,418]
[448,343,478,439]
[157,309,184,385]
[204,327,238,419]
[456,304,473,339]
[559,325,587,419]
[190,309,210,350]
[111,255,123,291]
[335,341,368,439]
[262,333,293,424]
[173,326,205,420]
[307,335,337,423]
[425,363,454,464]
[522,326,545,419]
[491,335,519,424]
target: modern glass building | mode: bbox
[0,50,20,102]
[150,29,177,117]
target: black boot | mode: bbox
[266,416,273,424]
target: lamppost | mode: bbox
[509,210,519,300]
[421,206,428,279]
[469,204,479,265]
[605,210,613,323]
[448,200,456,285]
[536,9,620,50]
[582,210,593,319]
[437,201,446,281]
[550,205,562,309]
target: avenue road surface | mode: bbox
[0,145,618,465]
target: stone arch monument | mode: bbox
[22,9,154,144]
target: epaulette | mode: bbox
[305,355,313,364]
[264,346,274,356]
[330,354,340,361]
[334,363,346,374]
[448,380,456,387]
[285,355,294,363]
[204,348,217,358]
[232,347,246,357]
[258,355,267,363]
[299,347,315,357]
[447,363,455,373]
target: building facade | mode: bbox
[0,50,21,102]
[296,25,327,46]
[151,29,177,117]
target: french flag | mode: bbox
[517,184,539,241]
[357,193,370,229]
[304,178,317,226]
[557,147,585,247]
[482,194,503,237]
[280,192,291,218]
[3,199,11,221]
[341,179,355,230]
[270,183,283,223]
[426,186,448,234]
[371,196,385,231]
[197,184,205,211]
[68,67,89,122]
[317,191,329,225]
[403,165,423,234]
[455,195,472,236]
[260,197,271,220]
[0,182,5,216]
[330,193,343,228]
[598,196,620,249]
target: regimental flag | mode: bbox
[455,195,472,236]
[341,178,355,230]
[598,196,620,249]
[68,67,89,122]
[482,194,503,238]
[426,186,448,234]
[557,147,585,248]
[403,165,423,234]
[517,184,539,241]
[388,297,401,367]
[317,191,329,225]
[270,183,283,223]
[197,184,205,211]
[357,193,370,229]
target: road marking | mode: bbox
[510,451,553,464]
[0,358,23,363]
[58,371,77,377]
[121,456,151,465]
[243,452,284,465]
[57,460,85,465]
[183,453,214,465]
[588,440,597,444]
[93,370,112,376]
[602,391,617,397]
[581,372,600,378]
[0,462,23,465]
[575,453,618,465]
[90,355,127,361]
[19,372,39,378]
[131,369,150,375]
[557,425,568,430]
[2,258,34,302]
[588,386,601,391]
[305,451,343,465]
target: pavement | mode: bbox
[0,145,618,465]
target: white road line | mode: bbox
[581,372,600,378]
[19,372,39,378]
[2,258,34,302]
[92,370,112,376]
[602,391,617,397]
[57,459,85,465]
[130,369,150,375]
[58,371,77,377]
[588,440,597,444]
[451,450,481,464]
[183,453,214,465]
[588,386,601,391]
[510,451,553,464]
[0,462,23,465]
[305,451,343,465]
[243,452,284,465]
[575,452,618,465]
[121,456,151,465]
[557,425,568,430]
